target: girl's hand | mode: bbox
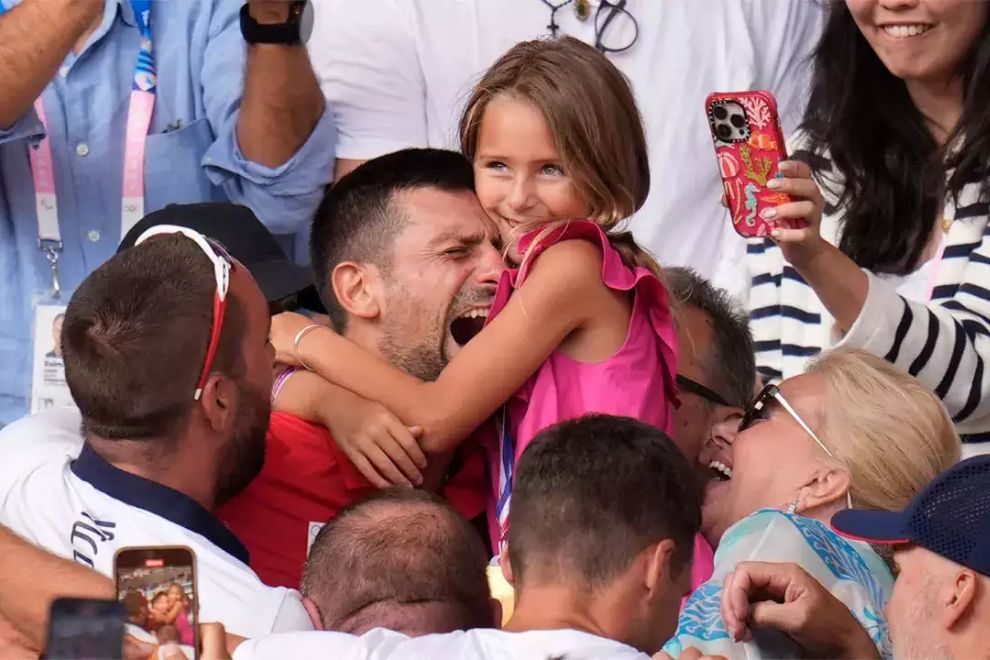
[326,397,427,488]
[269,311,320,366]
[763,160,827,269]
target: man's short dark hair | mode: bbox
[664,267,756,408]
[301,488,491,634]
[509,415,701,589]
[63,235,244,440]
[310,148,475,332]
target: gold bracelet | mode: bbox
[293,324,323,372]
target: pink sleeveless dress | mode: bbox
[483,221,676,537]
[481,221,714,592]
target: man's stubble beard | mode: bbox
[214,381,270,507]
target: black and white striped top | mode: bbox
[742,131,990,449]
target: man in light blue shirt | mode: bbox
[0,0,335,424]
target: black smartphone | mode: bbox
[114,546,198,659]
[44,597,125,659]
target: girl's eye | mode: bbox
[540,163,565,176]
[484,160,508,171]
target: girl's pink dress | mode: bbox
[482,221,714,590]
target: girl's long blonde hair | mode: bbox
[459,37,661,276]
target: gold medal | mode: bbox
[574,0,591,21]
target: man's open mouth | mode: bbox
[450,307,489,346]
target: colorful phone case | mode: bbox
[705,90,798,238]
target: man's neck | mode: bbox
[85,436,216,511]
[504,585,621,644]
[905,75,964,146]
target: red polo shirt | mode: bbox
[218,412,487,589]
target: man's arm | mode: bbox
[0,0,103,128]
[236,0,325,168]
[0,524,113,649]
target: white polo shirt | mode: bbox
[0,407,313,638]
[233,627,650,660]
[307,0,825,282]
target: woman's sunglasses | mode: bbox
[741,384,853,509]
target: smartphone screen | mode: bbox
[114,546,198,660]
[45,598,125,659]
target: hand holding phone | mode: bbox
[705,90,804,238]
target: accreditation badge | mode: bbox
[30,302,72,413]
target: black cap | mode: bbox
[119,203,324,312]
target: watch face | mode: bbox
[298,0,314,44]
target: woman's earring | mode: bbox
[786,497,799,515]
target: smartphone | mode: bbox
[705,90,801,238]
[114,546,198,659]
[44,598,125,659]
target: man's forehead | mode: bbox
[397,187,494,244]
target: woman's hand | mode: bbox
[763,160,827,269]
[269,311,322,366]
[326,396,427,488]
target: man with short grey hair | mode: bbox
[664,267,756,469]
[300,488,494,636]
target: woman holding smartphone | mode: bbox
[741,0,990,451]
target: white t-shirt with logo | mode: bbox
[233,627,651,660]
[307,0,825,282]
[0,407,314,638]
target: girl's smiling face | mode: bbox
[473,94,591,261]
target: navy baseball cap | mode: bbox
[831,455,990,577]
[119,203,325,312]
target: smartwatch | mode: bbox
[240,1,313,45]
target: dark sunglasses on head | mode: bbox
[676,374,732,408]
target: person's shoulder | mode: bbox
[233,628,406,660]
[0,407,82,482]
[524,225,607,285]
[401,628,648,659]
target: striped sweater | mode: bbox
[743,131,990,445]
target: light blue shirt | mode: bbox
[0,0,336,424]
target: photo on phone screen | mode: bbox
[45,598,125,659]
[114,546,198,660]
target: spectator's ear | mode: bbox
[302,597,325,631]
[943,569,978,630]
[797,466,851,514]
[331,261,382,321]
[645,539,676,591]
[199,372,238,435]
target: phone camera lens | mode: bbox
[730,114,746,128]
[716,124,731,140]
[713,106,728,120]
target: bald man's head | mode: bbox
[300,489,493,635]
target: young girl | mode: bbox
[272,37,677,550]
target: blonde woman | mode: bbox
[666,348,960,659]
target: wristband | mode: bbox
[293,324,323,371]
